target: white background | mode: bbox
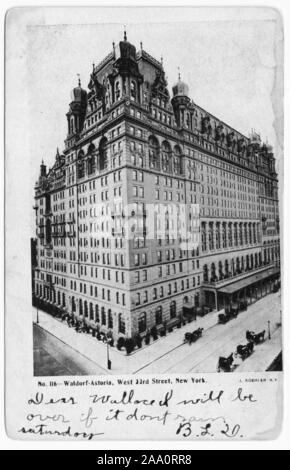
[1,0,289,450]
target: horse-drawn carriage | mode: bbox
[184,327,204,345]
[236,341,254,360]
[217,353,234,372]
[218,308,239,324]
[246,330,266,344]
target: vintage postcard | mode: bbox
[5,6,283,440]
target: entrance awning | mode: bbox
[183,302,196,317]
[183,301,195,309]
[217,267,280,295]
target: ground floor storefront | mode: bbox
[203,266,280,313]
[32,291,282,375]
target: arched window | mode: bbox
[99,137,108,171]
[250,254,254,269]
[210,263,216,282]
[148,136,159,169]
[249,223,252,244]
[77,150,85,179]
[234,223,238,246]
[225,260,229,277]
[138,312,146,333]
[87,143,96,175]
[84,300,88,317]
[209,222,214,250]
[203,264,209,282]
[101,307,106,325]
[108,309,113,329]
[222,222,227,248]
[241,257,245,271]
[118,313,125,334]
[155,306,163,325]
[89,302,94,320]
[253,223,257,244]
[216,222,221,249]
[70,117,74,134]
[95,304,99,323]
[79,299,83,315]
[130,80,137,101]
[239,222,243,245]
[173,145,182,174]
[62,293,66,307]
[170,301,176,319]
[77,160,84,179]
[115,81,121,101]
[72,296,76,313]
[218,261,223,280]
[228,223,233,247]
[161,141,171,172]
[244,223,248,244]
[88,143,95,154]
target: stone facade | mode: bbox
[32,33,280,341]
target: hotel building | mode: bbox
[32,33,280,339]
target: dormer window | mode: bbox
[130,80,137,101]
[115,81,120,101]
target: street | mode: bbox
[33,291,282,376]
[137,292,281,374]
[33,323,110,376]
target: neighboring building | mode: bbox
[31,237,38,305]
[32,33,280,340]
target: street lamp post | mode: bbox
[107,340,111,370]
[32,206,39,325]
[33,290,40,324]
[268,320,271,340]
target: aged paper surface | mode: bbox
[5,6,283,440]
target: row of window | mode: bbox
[135,276,201,307]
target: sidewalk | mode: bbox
[33,291,281,375]
[33,307,219,375]
[237,327,282,372]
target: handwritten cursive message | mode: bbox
[13,374,281,440]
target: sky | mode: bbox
[26,7,282,185]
